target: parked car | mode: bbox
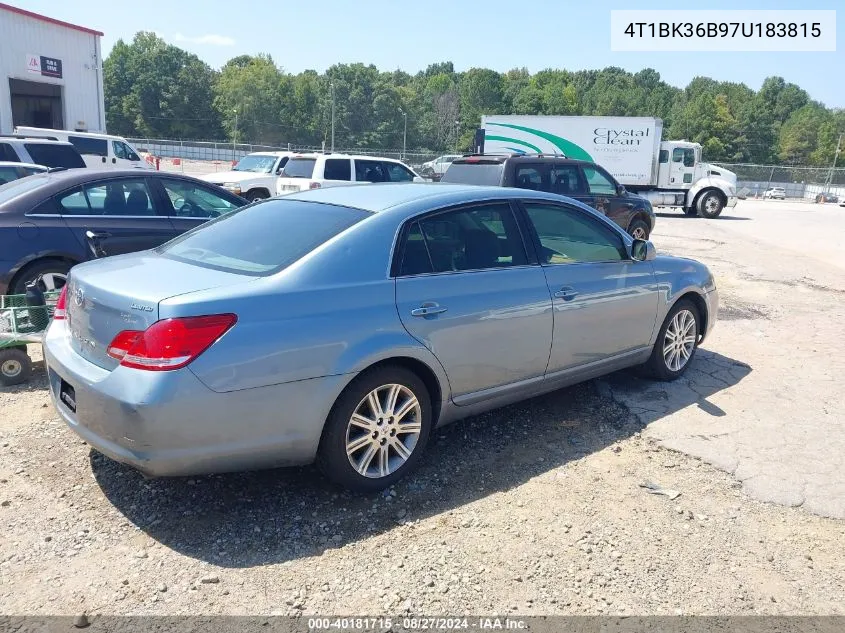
[763,187,786,200]
[276,153,425,195]
[442,154,656,239]
[43,183,718,491]
[0,169,247,295]
[0,161,48,185]
[13,127,151,170]
[814,191,839,203]
[0,137,86,170]
[419,154,461,181]
[199,151,292,201]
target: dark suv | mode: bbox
[442,154,655,239]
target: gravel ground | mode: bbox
[1,200,844,617]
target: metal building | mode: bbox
[0,3,105,135]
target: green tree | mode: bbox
[103,32,221,139]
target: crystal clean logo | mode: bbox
[485,122,594,161]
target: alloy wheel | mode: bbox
[663,309,696,372]
[345,383,422,479]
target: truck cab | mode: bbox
[651,140,738,218]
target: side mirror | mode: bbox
[413,176,426,183]
[631,239,656,262]
[276,167,285,175]
[617,184,626,196]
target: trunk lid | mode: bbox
[65,252,253,370]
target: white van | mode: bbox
[12,127,152,170]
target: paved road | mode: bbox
[601,199,845,518]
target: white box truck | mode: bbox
[480,115,738,218]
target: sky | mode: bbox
[19,0,845,108]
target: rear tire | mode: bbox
[317,365,432,492]
[643,300,700,381]
[0,348,31,386]
[11,260,72,294]
[697,191,724,219]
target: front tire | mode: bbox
[627,218,650,240]
[245,189,270,202]
[317,366,432,492]
[643,300,700,381]
[697,191,724,218]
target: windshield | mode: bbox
[23,144,85,169]
[158,199,371,275]
[233,154,278,173]
[282,158,317,178]
[441,162,504,186]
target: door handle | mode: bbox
[554,286,578,301]
[85,230,111,240]
[411,303,447,317]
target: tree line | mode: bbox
[104,32,845,166]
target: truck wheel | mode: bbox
[0,348,32,386]
[697,191,724,218]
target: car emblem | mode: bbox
[74,287,85,307]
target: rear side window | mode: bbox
[158,200,371,275]
[282,158,316,178]
[355,160,388,183]
[659,150,669,163]
[550,164,587,196]
[399,203,527,275]
[69,136,108,157]
[440,162,504,186]
[323,159,351,181]
[514,165,549,192]
[0,143,19,162]
[56,179,156,216]
[24,144,85,169]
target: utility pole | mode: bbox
[401,110,407,160]
[232,108,238,162]
[823,132,843,192]
[454,120,460,153]
[330,82,335,152]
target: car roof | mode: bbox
[282,182,568,213]
[452,154,594,166]
[249,151,293,157]
[0,168,213,197]
[288,153,405,162]
[0,161,45,169]
[0,137,76,147]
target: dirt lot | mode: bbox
[1,198,844,616]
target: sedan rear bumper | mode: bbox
[42,321,346,477]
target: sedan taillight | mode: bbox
[107,314,237,371]
[53,285,68,320]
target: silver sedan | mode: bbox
[43,184,718,491]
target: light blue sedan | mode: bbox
[43,184,718,491]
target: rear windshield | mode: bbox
[282,158,317,178]
[441,162,504,186]
[157,199,371,275]
[24,144,85,169]
[0,173,51,205]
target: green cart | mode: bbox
[0,290,61,386]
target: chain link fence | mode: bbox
[715,163,845,200]
[127,138,442,172]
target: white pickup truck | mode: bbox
[200,151,292,201]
